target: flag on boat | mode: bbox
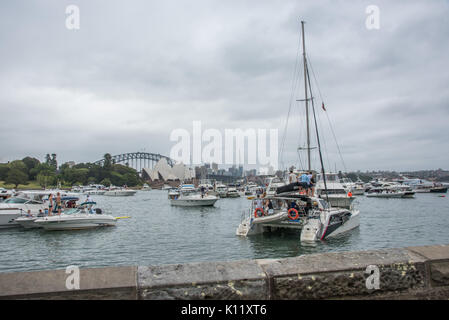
[322,102,326,111]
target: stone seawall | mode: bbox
[1,244,449,299]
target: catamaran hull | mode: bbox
[322,210,360,239]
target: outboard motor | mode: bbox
[95,208,102,215]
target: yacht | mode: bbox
[236,21,360,240]
[0,192,48,228]
[215,184,228,198]
[169,184,218,207]
[315,173,355,209]
[0,188,14,200]
[103,186,137,196]
[226,187,240,198]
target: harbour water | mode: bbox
[1,191,448,273]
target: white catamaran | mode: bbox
[236,21,359,241]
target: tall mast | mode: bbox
[301,20,311,171]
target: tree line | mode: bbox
[0,153,143,188]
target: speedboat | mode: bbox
[34,201,116,230]
[103,186,137,196]
[170,184,218,207]
[14,196,80,229]
[141,183,152,191]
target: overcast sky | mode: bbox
[1,0,448,172]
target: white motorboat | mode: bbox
[226,187,240,198]
[366,187,414,198]
[141,183,152,191]
[169,184,218,207]
[315,173,355,209]
[34,213,116,230]
[103,186,137,196]
[0,192,48,228]
[0,188,14,200]
[34,202,116,230]
[14,196,81,229]
[215,184,228,198]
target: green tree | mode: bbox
[110,172,125,186]
[5,169,28,188]
[8,160,28,173]
[100,178,111,187]
[37,173,56,188]
[22,157,40,180]
[103,153,112,170]
[50,154,57,169]
[0,164,9,180]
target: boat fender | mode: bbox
[254,208,264,218]
[95,208,102,215]
[288,208,299,220]
[347,192,353,197]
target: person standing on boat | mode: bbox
[288,169,297,184]
[48,194,53,216]
[200,186,205,198]
[298,172,309,194]
[56,192,62,215]
[255,195,263,209]
[309,172,316,197]
[265,199,274,215]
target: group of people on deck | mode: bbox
[289,169,315,197]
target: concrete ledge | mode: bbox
[138,260,268,299]
[0,266,137,299]
[1,244,449,299]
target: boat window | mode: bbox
[4,198,28,204]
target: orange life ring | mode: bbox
[288,208,299,220]
[254,208,264,218]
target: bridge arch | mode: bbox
[94,152,175,172]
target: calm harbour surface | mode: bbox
[1,190,448,273]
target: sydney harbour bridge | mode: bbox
[93,152,175,173]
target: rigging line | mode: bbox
[305,61,329,202]
[307,53,348,173]
[304,60,331,173]
[279,35,303,169]
[315,95,332,173]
